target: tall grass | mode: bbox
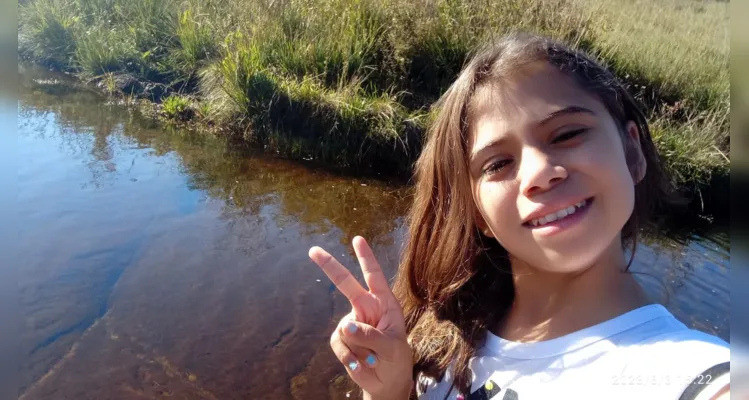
[200,31,416,170]
[170,9,215,80]
[73,0,116,22]
[116,0,175,54]
[18,0,730,190]
[651,110,730,187]
[200,31,277,120]
[18,0,729,112]
[74,25,137,75]
[18,0,77,68]
[255,0,390,92]
[395,0,593,103]
[577,0,729,117]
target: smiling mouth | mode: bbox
[524,197,594,228]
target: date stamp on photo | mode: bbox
[611,373,713,386]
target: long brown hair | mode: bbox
[392,32,676,397]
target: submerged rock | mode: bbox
[140,82,169,101]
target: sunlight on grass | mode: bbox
[18,0,730,187]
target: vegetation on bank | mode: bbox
[18,0,729,193]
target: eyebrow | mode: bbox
[469,105,596,163]
[537,105,596,126]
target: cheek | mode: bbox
[477,181,518,232]
[581,132,636,217]
[577,131,632,184]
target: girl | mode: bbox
[308,33,730,400]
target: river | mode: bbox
[15,64,729,399]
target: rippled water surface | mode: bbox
[15,65,729,399]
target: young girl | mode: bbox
[308,33,730,400]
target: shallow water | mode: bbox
[15,65,729,399]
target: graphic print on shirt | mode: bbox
[466,379,518,400]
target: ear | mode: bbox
[624,121,647,185]
[474,209,494,238]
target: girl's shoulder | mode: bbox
[604,304,728,371]
[626,323,728,358]
[607,313,729,399]
[603,323,729,400]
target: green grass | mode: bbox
[577,0,729,117]
[651,111,729,187]
[18,0,78,68]
[199,31,277,120]
[199,31,416,170]
[73,25,135,75]
[18,0,730,193]
[169,9,215,80]
[162,94,191,119]
[257,0,390,90]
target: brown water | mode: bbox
[15,64,729,400]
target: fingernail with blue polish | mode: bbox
[348,361,359,371]
[366,354,376,366]
[346,322,357,334]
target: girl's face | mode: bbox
[468,63,645,273]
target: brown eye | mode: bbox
[483,159,512,176]
[552,128,588,144]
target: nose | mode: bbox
[518,147,568,197]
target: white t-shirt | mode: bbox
[417,304,729,400]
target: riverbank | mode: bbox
[18,0,729,215]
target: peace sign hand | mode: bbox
[309,236,413,400]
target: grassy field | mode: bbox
[18,0,729,194]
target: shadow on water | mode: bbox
[15,64,728,400]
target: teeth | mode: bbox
[530,199,588,227]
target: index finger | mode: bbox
[309,246,369,303]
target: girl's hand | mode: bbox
[308,236,413,400]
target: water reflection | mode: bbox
[18,65,407,399]
[631,232,729,338]
[16,64,728,400]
